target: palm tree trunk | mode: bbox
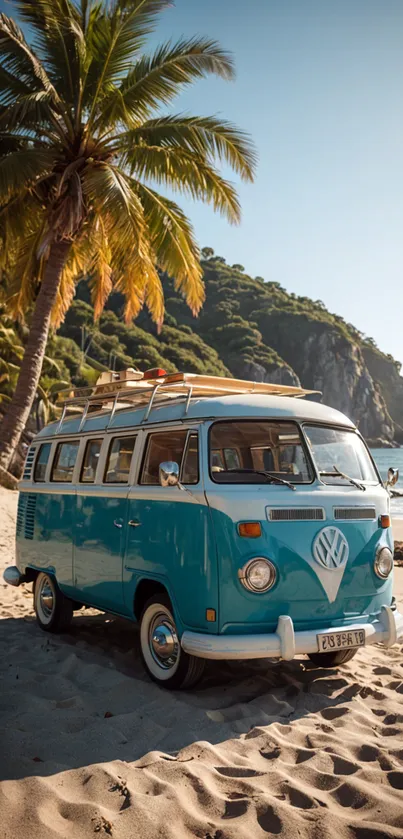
[0,241,71,471]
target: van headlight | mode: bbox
[374,547,393,579]
[238,558,277,593]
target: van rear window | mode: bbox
[51,441,80,482]
[104,436,136,484]
[34,443,52,482]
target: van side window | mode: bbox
[140,430,187,485]
[105,436,136,484]
[34,443,52,482]
[80,439,102,483]
[181,433,199,484]
[51,441,80,482]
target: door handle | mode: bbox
[128,519,141,527]
[114,519,123,529]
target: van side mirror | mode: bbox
[159,461,180,487]
[386,467,399,488]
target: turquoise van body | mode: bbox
[5,392,403,688]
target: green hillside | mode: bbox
[2,251,402,448]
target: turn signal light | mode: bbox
[380,514,391,529]
[206,609,216,622]
[238,522,262,538]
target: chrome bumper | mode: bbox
[3,566,26,587]
[181,606,403,661]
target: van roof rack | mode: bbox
[55,370,319,434]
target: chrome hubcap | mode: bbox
[39,578,54,619]
[150,613,179,670]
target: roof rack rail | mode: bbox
[55,371,319,435]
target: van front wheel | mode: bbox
[34,572,73,633]
[307,648,358,667]
[139,595,205,689]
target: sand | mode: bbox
[0,486,402,839]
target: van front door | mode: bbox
[123,429,219,633]
[73,435,137,615]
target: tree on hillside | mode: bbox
[0,0,255,471]
[201,246,214,259]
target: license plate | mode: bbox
[316,628,365,652]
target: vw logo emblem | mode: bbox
[313,526,349,570]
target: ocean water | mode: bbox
[370,448,403,518]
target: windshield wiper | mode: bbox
[227,468,296,490]
[319,465,366,492]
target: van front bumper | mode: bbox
[181,606,403,661]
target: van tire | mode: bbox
[33,572,73,633]
[139,594,205,690]
[307,648,358,667]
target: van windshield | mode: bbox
[209,421,313,483]
[304,425,379,485]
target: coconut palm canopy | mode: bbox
[0,0,255,470]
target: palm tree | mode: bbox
[0,0,255,471]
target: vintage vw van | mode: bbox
[4,369,403,689]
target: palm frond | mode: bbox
[130,146,241,223]
[118,114,256,181]
[0,148,55,202]
[88,217,113,319]
[135,182,204,314]
[0,13,59,99]
[50,259,77,328]
[114,246,164,324]
[0,90,63,134]
[84,0,171,123]
[14,1,84,108]
[82,160,146,245]
[6,224,47,320]
[0,62,32,106]
[98,37,235,128]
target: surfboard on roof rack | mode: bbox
[54,368,320,434]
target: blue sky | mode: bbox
[2,0,403,362]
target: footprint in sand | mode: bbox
[331,781,368,809]
[285,784,318,810]
[215,766,263,778]
[387,771,403,790]
[330,755,359,775]
[356,744,380,762]
[223,798,248,819]
[256,806,282,834]
[321,706,349,720]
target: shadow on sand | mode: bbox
[0,610,381,782]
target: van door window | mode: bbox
[140,430,187,485]
[80,439,102,483]
[51,441,80,482]
[34,443,52,482]
[181,433,199,484]
[104,436,136,484]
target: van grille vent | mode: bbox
[334,507,376,521]
[16,493,37,540]
[268,508,325,521]
[23,446,36,481]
